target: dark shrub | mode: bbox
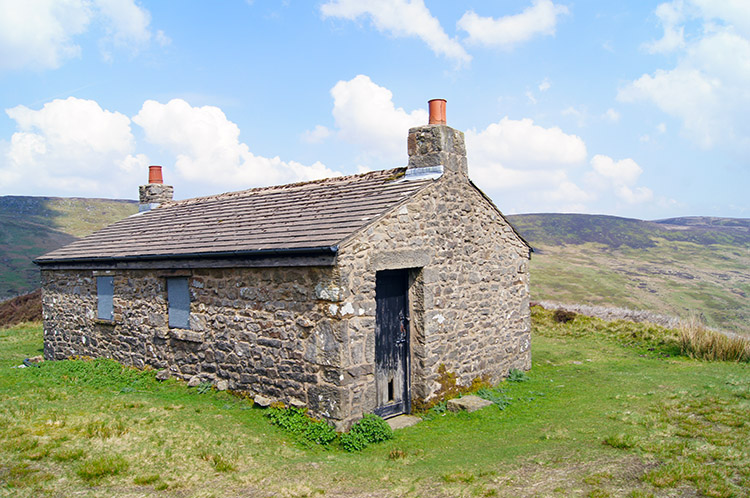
[553,309,577,323]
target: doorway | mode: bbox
[374,269,410,418]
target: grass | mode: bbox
[76,453,129,482]
[678,315,750,362]
[0,312,748,497]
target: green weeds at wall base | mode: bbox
[265,405,338,448]
[340,414,393,452]
[412,363,492,412]
[266,406,393,452]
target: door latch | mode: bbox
[397,310,409,344]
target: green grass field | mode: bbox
[1,311,748,497]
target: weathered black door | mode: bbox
[374,269,410,418]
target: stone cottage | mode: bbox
[36,100,532,429]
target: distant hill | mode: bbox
[508,214,750,335]
[0,196,137,299]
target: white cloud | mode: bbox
[587,155,653,204]
[463,116,656,211]
[3,97,143,196]
[620,1,750,150]
[317,76,661,215]
[0,0,161,71]
[590,154,643,186]
[320,0,471,65]
[133,99,339,189]
[689,0,750,37]
[301,125,332,144]
[538,79,551,92]
[562,105,587,126]
[96,0,152,48]
[467,117,587,170]
[155,30,171,47]
[541,180,593,212]
[328,75,427,164]
[617,185,654,204]
[95,0,159,62]
[643,0,686,54]
[2,96,339,197]
[0,0,91,70]
[457,0,569,49]
[465,117,586,191]
[604,108,620,122]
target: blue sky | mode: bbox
[1,0,748,219]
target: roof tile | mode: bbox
[37,168,433,263]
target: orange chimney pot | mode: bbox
[428,99,447,125]
[148,165,163,184]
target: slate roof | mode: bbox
[36,168,435,264]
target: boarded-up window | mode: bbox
[97,276,114,321]
[167,277,190,329]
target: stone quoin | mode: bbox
[36,100,532,429]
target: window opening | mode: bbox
[167,277,190,329]
[96,276,114,321]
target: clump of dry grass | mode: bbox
[678,316,750,362]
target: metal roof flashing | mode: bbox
[401,165,444,181]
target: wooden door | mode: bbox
[374,269,410,418]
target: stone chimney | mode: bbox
[139,165,173,212]
[406,99,467,177]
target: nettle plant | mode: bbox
[340,414,394,452]
[265,406,393,452]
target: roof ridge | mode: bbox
[160,167,406,208]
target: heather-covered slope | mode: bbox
[0,196,137,299]
[508,214,750,335]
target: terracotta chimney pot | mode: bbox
[428,99,447,125]
[148,165,163,184]
[139,165,173,212]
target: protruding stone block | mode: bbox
[447,395,493,413]
[254,394,273,407]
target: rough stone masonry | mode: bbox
[38,102,531,429]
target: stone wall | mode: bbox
[335,172,531,420]
[41,266,351,425]
[41,151,530,429]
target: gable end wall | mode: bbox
[335,174,531,419]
